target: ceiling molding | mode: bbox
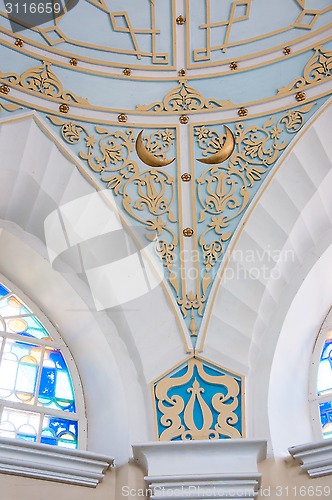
[132,439,267,500]
[289,439,332,478]
[0,437,114,487]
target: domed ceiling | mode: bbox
[0,0,331,441]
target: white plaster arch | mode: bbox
[199,96,332,454]
[0,112,190,463]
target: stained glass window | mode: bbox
[317,330,332,438]
[0,282,80,448]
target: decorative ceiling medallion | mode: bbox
[278,46,332,95]
[183,228,194,237]
[197,126,235,165]
[153,357,243,441]
[238,107,248,117]
[181,173,191,182]
[296,91,306,102]
[59,104,69,113]
[136,80,234,113]
[176,15,186,25]
[136,130,175,167]
[0,62,89,104]
[117,113,127,122]
[0,84,10,95]
[179,114,189,124]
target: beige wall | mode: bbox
[0,463,146,500]
[259,458,332,500]
[0,457,331,500]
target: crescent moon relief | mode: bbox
[197,126,235,165]
[135,130,175,168]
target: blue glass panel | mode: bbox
[319,400,332,427]
[47,417,78,439]
[0,284,9,297]
[41,428,57,446]
[321,340,332,360]
[40,435,57,446]
[17,434,37,442]
[24,316,50,340]
[39,366,56,400]
[49,350,67,370]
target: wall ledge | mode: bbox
[289,438,332,478]
[0,437,114,487]
[132,439,267,499]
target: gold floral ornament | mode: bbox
[47,117,180,296]
[278,46,332,95]
[154,358,242,441]
[195,103,315,296]
[0,62,89,104]
[136,80,234,112]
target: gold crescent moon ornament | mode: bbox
[197,126,235,165]
[135,130,175,167]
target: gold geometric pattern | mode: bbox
[293,10,320,30]
[194,0,252,59]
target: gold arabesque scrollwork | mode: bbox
[136,79,234,113]
[278,46,332,95]
[195,103,315,297]
[0,100,21,113]
[0,62,89,104]
[154,358,242,441]
[47,116,179,295]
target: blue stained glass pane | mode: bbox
[39,366,56,399]
[24,316,50,340]
[0,284,9,297]
[321,340,332,360]
[48,417,78,438]
[17,434,37,442]
[49,350,67,370]
[40,436,57,446]
[41,428,57,446]
[320,400,332,425]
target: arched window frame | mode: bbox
[0,274,87,449]
[309,307,332,441]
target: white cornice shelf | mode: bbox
[0,437,114,487]
[132,439,267,500]
[289,439,332,478]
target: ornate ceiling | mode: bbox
[0,0,331,442]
